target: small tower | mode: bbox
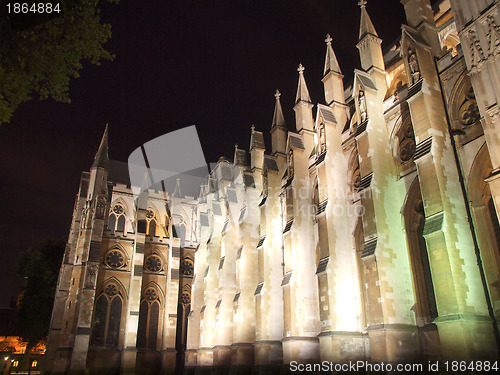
[356,0,384,72]
[322,34,345,106]
[294,64,314,133]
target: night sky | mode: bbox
[0,0,407,306]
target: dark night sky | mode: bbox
[0,0,407,306]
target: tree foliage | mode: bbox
[0,0,118,124]
[15,238,66,343]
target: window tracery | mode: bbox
[180,258,194,276]
[144,254,163,273]
[146,209,157,236]
[90,283,123,348]
[137,287,161,349]
[108,204,126,234]
[104,249,126,269]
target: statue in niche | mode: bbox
[358,89,367,122]
[408,48,420,83]
[288,148,294,176]
[319,122,326,153]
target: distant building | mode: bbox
[46,0,500,373]
[0,308,45,375]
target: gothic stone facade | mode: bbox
[46,0,500,373]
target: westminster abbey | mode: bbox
[46,0,500,373]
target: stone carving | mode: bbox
[95,195,107,220]
[288,149,294,176]
[318,122,326,153]
[468,28,486,70]
[486,14,500,57]
[408,48,420,83]
[458,84,480,126]
[358,89,367,122]
[398,121,416,163]
[86,264,98,288]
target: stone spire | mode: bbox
[272,90,286,128]
[295,64,312,104]
[356,0,384,72]
[358,0,378,41]
[324,34,341,75]
[91,124,109,170]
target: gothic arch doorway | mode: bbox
[403,178,440,358]
[468,144,500,316]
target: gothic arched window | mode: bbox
[146,209,157,236]
[137,287,161,349]
[108,204,126,234]
[90,283,123,348]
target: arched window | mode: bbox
[146,209,157,236]
[137,287,161,349]
[90,283,123,347]
[108,204,126,234]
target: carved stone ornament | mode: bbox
[146,210,155,219]
[468,28,486,70]
[408,48,420,83]
[459,84,480,126]
[95,195,107,220]
[353,167,361,189]
[358,89,367,122]
[398,121,416,163]
[486,13,500,57]
[86,265,98,288]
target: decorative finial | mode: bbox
[235,143,238,150]
[297,63,305,74]
[358,0,367,9]
[325,34,332,45]
[275,89,281,99]
[251,124,255,131]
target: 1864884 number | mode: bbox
[6,2,61,13]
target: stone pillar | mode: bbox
[405,40,497,359]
